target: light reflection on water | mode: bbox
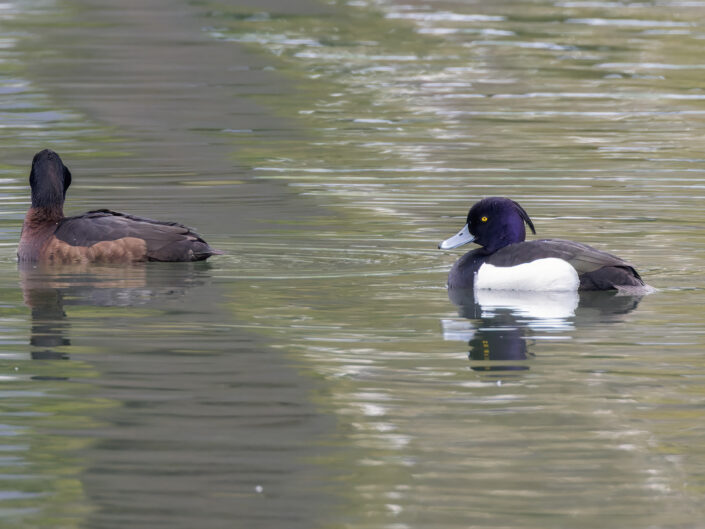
[0,0,705,528]
[202,1,705,526]
[7,262,340,529]
[442,288,646,371]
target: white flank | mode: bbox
[475,257,579,291]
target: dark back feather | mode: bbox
[55,209,219,262]
[486,239,636,273]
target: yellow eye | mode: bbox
[481,216,488,222]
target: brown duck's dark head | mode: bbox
[29,149,72,209]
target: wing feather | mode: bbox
[487,239,639,275]
[54,209,219,261]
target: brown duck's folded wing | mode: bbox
[487,239,641,277]
[55,209,220,261]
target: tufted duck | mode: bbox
[438,197,646,291]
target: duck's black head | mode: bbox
[467,197,535,252]
[439,197,536,253]
[29,149,72,210]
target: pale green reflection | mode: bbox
[0,0,705,528]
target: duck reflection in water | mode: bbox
[443,288,644,372]
[20,262,210,362]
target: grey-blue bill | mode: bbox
[439,223,475,250]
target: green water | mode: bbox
[1,0,705,528]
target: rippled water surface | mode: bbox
[1,0,705,527]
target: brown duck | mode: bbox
[18,150,222,263]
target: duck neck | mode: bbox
[18,206,64,262]
[24,205,64,226]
